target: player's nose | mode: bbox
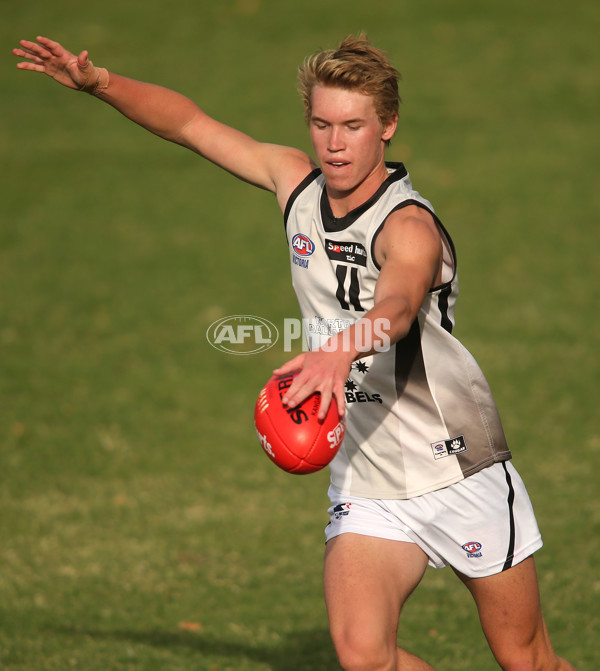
[327,126,345,151]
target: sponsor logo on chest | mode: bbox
[325,239,367,266]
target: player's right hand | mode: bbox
[274,348,352,421]
[13,36,98,91]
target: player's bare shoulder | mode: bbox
[374,204,441,265]
[265,144,317,211]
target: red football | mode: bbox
[254,370,346,474]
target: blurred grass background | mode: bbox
[2,0,598,669]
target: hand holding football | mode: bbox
[254,370,345,474]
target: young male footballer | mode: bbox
[14,34,574,670]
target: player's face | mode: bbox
[309,85,397,210]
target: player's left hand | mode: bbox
[13,36,100,91]
[273,348,352,420]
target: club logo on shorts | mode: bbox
[462,541,483,558]
[332,503,352,520]
[431,435,467,460]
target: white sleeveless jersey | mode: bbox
[284,162,511,499]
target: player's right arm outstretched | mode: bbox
[13,36,314,209]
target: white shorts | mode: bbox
[325,461,543,578]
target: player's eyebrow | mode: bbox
[311,115,365,124]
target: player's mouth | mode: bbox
[327,160,350,169]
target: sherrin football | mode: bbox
[254,370,346,474]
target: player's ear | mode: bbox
[382,114,398,142]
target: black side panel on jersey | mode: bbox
[437,285,454,334]
[394,319,433,403]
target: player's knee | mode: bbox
[331,629,395,671]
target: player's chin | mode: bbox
[323,163,352,183]
[323,176,358,199]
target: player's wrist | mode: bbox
[320,317,391,360]
[78,61,109,95]
[319,332,358,363]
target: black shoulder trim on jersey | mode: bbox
[370,198,457,277]
[430,213,458,290]
[384,161,409,179]
[321,163,408,233]
[370,199,457,275]
[370,199,457,333]
[283,168,322,229]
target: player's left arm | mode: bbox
[276,205,442,419]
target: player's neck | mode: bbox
[326,162,389,218]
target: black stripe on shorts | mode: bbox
[502,461,516,571]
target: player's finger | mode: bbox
[17,40,49,59]
[317,388,334,421]
[15,62,45,73]
[36,36,63,54]
[333,387,346,418]
[77,50,90,67]
[14,53,45,67]
[281,374,311,407]
[12,47,40,62]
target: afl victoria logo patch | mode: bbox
[291,234,315,257]
[431,435,467,460]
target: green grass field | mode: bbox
[2,1,599,669]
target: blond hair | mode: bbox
[298,34,401,131]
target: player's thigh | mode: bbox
[456,556,552,664]
[324,533,429,649]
